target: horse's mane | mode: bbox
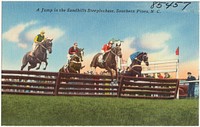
[137,52,147,58]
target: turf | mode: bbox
[1,95,199,126]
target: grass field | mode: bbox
[1,94,199,126]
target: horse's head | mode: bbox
[137,52,149,66]
[42,38,53,54]
[77,48,84,62]
[111,45,122,58]
[71,55,80,62]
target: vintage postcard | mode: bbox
[1,1,199,126]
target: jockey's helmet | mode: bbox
[108,41,114,45]
[40,30,45,34]
[74,42,78,46]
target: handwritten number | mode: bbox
[156,2,162,8]
[182,2,191,10]
[150,1,191,11]
[166,2,174,9]
[150,2,157,9]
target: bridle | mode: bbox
[134,53,148,64]
[110,47,121,56]
[38,40,52,52]
[128,53,148,71]
[104,47,121,62]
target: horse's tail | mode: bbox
[21,52,30,70]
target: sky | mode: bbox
[1,1,199,78]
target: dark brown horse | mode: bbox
[123,52,149,77]
[59,48,84,73]
[90,45,122,81]
[21,39,53,71]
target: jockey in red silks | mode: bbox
[101,41,114,53]
[67,42,79,61]
[99,41,114,63]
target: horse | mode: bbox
[21,39,53,71]
[123,52,149,77]
[59,48,85,73]
[90,44,122,81]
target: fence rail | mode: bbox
[1,70,179,99]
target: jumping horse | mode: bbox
[123,52,149,77]
[21,39,53,71]
[90,44,122,81]
[59,48,84,73]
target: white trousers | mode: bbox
[32,43,39,53]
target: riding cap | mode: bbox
[187,72,192,74]
[108,41,114,44]
[40,30,45,34]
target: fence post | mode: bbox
[117,75,124,97]
[54,72,61,96]
[175,79,180,99]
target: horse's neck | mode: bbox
[132,59,141,65]
[39,44,46,53]
[104,51,116,62]
[35,44,46,57]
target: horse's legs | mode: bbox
[21,54,29,70]
[68,63,78,73]
[36,62,41,70]
[21,63,28,71]
[28,64,37,71]
[113,67,118,82]
[105,66,113,81]
[43,61,48,70]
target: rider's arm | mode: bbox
[101,44,107,53]
[34,36,38,43]
[68,47,75,55]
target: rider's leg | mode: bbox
[99,54,104,63]
[30,43,38,57]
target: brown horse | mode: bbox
[59,48,84,73]
[21,39,53,71]
[90,45,122,81]
[123,52,149,77]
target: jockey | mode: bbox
[127,51,142,68]
[101,40,114,53]
[99,41,114,62]
[67,42,79,61]
[30,30,45,57]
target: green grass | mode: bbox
[1,95,199,126]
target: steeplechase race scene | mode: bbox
[1,1,199,126]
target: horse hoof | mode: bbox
[43,68,46,70]
[36,68,39,70]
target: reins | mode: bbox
[104,47,120,62]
